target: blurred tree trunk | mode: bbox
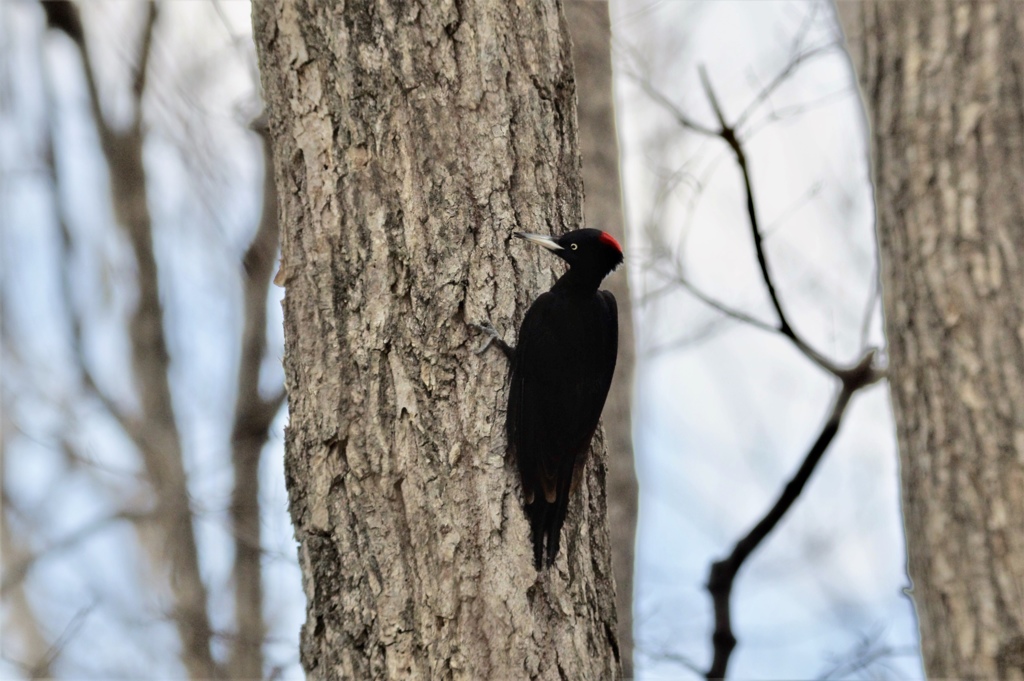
[564,1,637,675]
[252,1,621,679]
[838,2,1024,678]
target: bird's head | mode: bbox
[514,228,624,281]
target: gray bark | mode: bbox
[838,2,1024,678]
[252,1,621,679]
[564,1,637,676]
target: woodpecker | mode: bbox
[476,229,623,569]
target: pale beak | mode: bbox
[514,232,563,251]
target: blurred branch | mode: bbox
[34,605,96,679]
[697,65,842,376]
[1,508,149,597]
[131,3,159,107]
[636,644,705,677]
[762,181,823,239]
[227,115,282,680]
[676,277,777,334]
[43,85,145,445]
[641,315,735,359]
[0,438,53,678]
[41,3,220,678]
[818,628,919,680]
[732,42,838,130]
[706,352,883,679]
[629,21,888,678]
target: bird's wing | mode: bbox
[590,290,619,426]
[507,292,559,504]
[507,291,619,505]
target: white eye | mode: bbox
[570,243,578,250]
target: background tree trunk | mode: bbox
[252,1,621,679]
[838,2,1024,678]
[564,2,638,676]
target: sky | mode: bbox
[2,1,923,679]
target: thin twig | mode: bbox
[676,277,777,335]
[131,3,159,107]
[699,66,792,334]
[1,510,149,596]
[733,42,838,131]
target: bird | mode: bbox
[475,228,623,569]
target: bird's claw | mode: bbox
[471,320,500,355]
[470,319,514,360]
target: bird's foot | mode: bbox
[470,320,514,360]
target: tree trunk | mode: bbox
[838,2,1024,678]
[564,2,637,675]
[252,1,621,679]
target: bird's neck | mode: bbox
[552,267,604,295]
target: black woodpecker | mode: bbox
[477,228,623,569]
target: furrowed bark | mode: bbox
[252,1,621,679]
[838,2,1024,677]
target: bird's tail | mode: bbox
[527,481,573,570]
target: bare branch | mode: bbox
[818,628,919,680]
[228,117,281,680]
[705,351,883,679]
[615,35,719,136]
[42,95,144,443]
[1,510,148,597]
[636,644,705,676]
[697,66,846,377]
[641,316,735,359]
[636,37,890,679]
[41,4,220,676]
[763,181,823,239]
[42,1,113,151]
[0,438,53,678]
[732,42,839,131]
[675,277,777,334]
[699,66,792,329]
[633,73,719,137]
[131,3,159,114]
[33,605,96,678]
[858,257,882,352]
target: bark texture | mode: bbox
[564,1,637,675]
[252,1,621,679]
[838,2,1024,678]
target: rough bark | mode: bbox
[838,2,1024,678]
[564,1,637,676]
[252,1,620,679]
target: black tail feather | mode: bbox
[527,484,574,570]
[529,502,547,570]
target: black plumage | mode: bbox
[504,228,623,569]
